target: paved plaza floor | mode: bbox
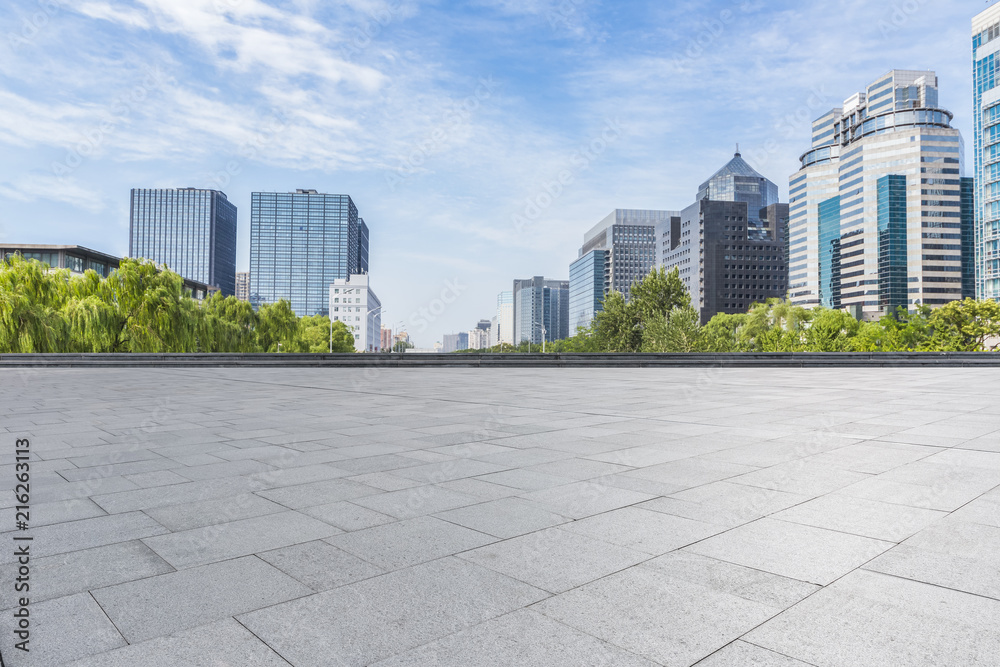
[1,366,999,666]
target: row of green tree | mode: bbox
[472,267,1000,353]
[0,255,359,353]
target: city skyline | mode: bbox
[0,1,985,346]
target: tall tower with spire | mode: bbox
[697,151,780,238]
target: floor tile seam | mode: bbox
[86,590,130,648]
[723,639,823,667]
[727,537,919,649]
[156,369,744,425]
[231,616,298,666]
[856,564,1000,605]
[758,514,915,545]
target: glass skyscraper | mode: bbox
[512,277,569,344]
[250,190,369,317]
[569,249,609,333]
[129,188,237,295]
[697,151,779,238]
[973,6,1000,300]
[789,70,972,317]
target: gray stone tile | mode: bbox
[301,500,397,531]
[142,510,341,569]
[92,556,312,643]
[563,506,724,555]
[64,618,291,667]
[254,478,381,509]
[772,493,946,542]
[864,520,1000,599]
[520,481,656,519]
[685,518,894,586]
[436,477,521,500]
[238,557,549,666]
[621,458,759,493]
[435,497,570,538]
[0,497,106,529]
[351,484,481,519]
[176,459,277,481]
[534,563,783,667]
[258,539,384,591]
[122,469,191,487]
[0,592,125,665]
[371,609,659,666]
[34,476,139,504]
[746,569,1000,666]
[144,493,286,531]
[694,641,815,666]
[0,540,173,606]
[345,471,424,491]
[459,527,647,593]
[0,511,167,563]
[527,457,634,480]
[728,460,871,497]
[476,468,575,491]
[59,458,181,481]
[92,477,260,513]
[641,552,820,610]
[328,516,496,570]
[392,458,511,483]
[836,476,985,512]
[667,481,812,521]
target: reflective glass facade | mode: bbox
[789,70,970,317]
[568,249,608,333]
[512,277,569,344]
[877,176,908,311]
[973,6,1000,300]
[697,153,779,238]
[129,188,237,295]
[580,210,670,303]
[250,191,368,317]
[818,196,842,309]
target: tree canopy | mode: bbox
[0,254,360,354]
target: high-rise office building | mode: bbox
[578,210,669,300]
[495,291,514,345]
[569,249,609,333]
[789,70,972,317]
[442,332,469,353]
[658,154,789,323]
[250,190,369,316]
[329,274,381,352]
[973,8,1000,300]
[129,188,237,295]
[235,272,250,302]
[381,327,393,352]
[513,277,569,344]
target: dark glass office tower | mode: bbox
[249,190,369,317]
[512,277,569,344]
[129,188,237,295]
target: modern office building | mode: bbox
[380,327,393,352]
[512,277,569,344]
[235,272,250,302]
[697,151,780,236]
[329,274,380,352]
[658,194,788,323]
[495,291,514,345]
[789,70,972,317]
[569,249,609,333]
[973,7,1000,300]
[250,190,369,317]
[442,332,470,353]
[129,188,237,296]
[0,243,215,299]
[577,210,670,302]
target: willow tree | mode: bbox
[0,254,70,352]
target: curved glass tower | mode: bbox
[973,6,1000,301]
[788,70,972,318]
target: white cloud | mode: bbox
[0,174,106,213]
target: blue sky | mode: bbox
[0,0,986,346]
